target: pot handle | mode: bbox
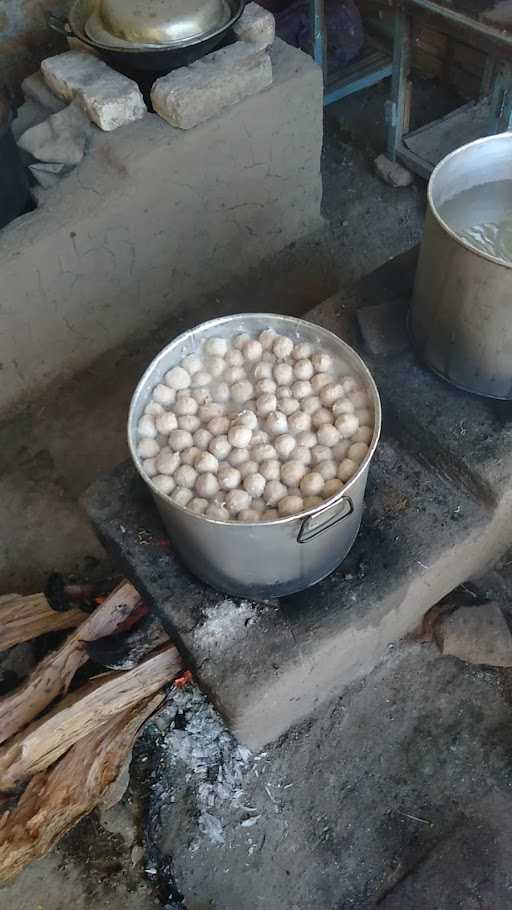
[297,496,354,544]
[47,12,73,36]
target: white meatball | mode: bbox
[208,416,230,436]
[181,446,201,466]
[355,408,373,426]
[243,472,266,498]
[178,415,201,433]
[288,411,311,434]
[142,457,157,478]
[320,383,344,407]
[260,459,281,481]
[175,396,198,417]
[353,426,372,445]
[156,449,180,475]
[218,464,241,491]
[251,431,269,447]
[181,354,203,375]
[274,434,296,460]
[175,465,197,489]
[168,429,193,452]
[303,495,323,509]
[193,428,213,450]
[317,424,340,447]
[296,430,317,448]
[259,329,276,350]
[206,356,226,379]
[238,509,261,522]
[311,408,333,429]
[302,395,321,416]
[239,460,259,479]
[335,414,359,439]
[234,409,258,430]
[224,365,245,385]
[211,381,230,403]
[189,497,208,514]
[293,341,313,360]
[300,472,324,497]
[164,366,190,390]
[233,333,251,350]
[225,489,251,515]
[254,361,273,380]
[228,447,250,467]
[145,401,164,417]
[191,371,212,388]
[228,424,252,449]
[318,460,337,481]
[206,503,229,521]
[281,460,307,487]
[256,393,277,418]
[348,442,369,463]
[209,435,231,460]
[196,472,219,498]
[278,385,292,399]
[293,359,314,381]
[278,495,304,517]
[273,336,294,360]
[153,383,176,407]
[265,411,288,436]
[312,445,332,465]
[262,508,279,521]
[231,381,253,404]
[225,349,244,367]
[191,387,211,406]
[332,398,355,417]
[204,337,228,357]
[337,458,358,482]
[138,415,157,438]
[199,403,223,423]
[310,373,331,394]
[294,446,313,465]
[342,377,359,394]
[263,480,287,506]
[349,390,369,409]
[292,380,312,401]
[171,487,193,507]
[332,441,350,461]
[137,438,160,459]
[312,352,332,373]
[255,378,277,396]
[244,339,263,362]
[323,478,344,499]
[279,397,300,417]
[273,362,294,386]
[195,451,219,474]
[155,412,178,435]
[153,474,176,495]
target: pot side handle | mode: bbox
[297,496,354,544]
[47,12,73,35]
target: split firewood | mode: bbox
[0,593,87,653]
[0,644,182,792]
[0,691,164,882]
[0,580,142,745]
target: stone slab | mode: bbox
[234,2,276,49]
[436,602,512,666]
[356,298,409,355]
[17,101,91,166]
[151,42,272,130]
[21,72,66,114]
[41,50,146,131]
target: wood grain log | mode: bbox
[0,593,86,652]
[0,645,182,792]
[0,692,164,882]
[0,581,142,745]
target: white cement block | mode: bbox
[151,41,272,130]
[41,50,146,131]
[234,2,275,49]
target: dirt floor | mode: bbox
[0,77,478,910]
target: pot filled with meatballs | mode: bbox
[128,313,381,597]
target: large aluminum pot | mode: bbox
[128,314,381,598]
[411,133,512,399]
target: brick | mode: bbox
[151,42,272,130]
[22,71,66,114]
[41,50,146,131]
[234,1,275,49]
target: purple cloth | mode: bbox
[276,0,364,67]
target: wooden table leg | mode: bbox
[310,0,327,80]
[386,5,412,160]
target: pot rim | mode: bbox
[128,312,382,529]
[428,131,512,271]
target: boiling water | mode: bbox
[438,179,512,263]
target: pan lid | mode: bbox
[90,0,232,47]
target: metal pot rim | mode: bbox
[128,312,382,528]
[428,132,512,271]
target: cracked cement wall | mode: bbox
[0,39,323,415]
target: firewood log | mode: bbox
[0,594,86,652]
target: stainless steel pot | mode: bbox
[90,0,231,47]
[411,133,512,399]
[128,314,381,598]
